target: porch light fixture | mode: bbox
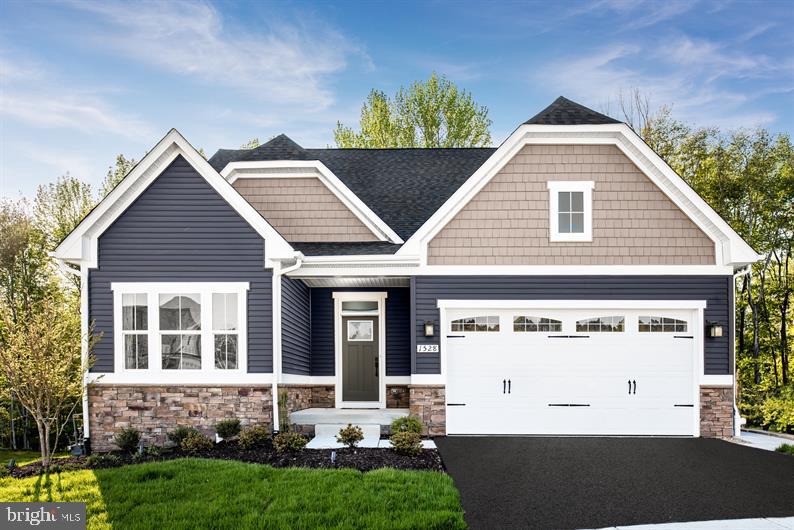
[707,322,724,338]
[424,321,435,337]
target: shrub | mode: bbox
[336,424,364,448]
[239,424,271,449]
[775,443,794,455]
[391,415,423,435]
[273,431,308,454]
[7,458,17,470]
[167,425,200,447]
[760,387,794,434]
[114,426,141,454]
[215,418,242,440]
[144,445,162,457]
[180,430,214,454]
[390,431,422,456]
[86,454,121,468]
[0,466,8,478]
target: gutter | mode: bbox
[270,253,304,432]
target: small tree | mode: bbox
[0,296,97,468]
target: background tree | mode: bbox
[335,73,492,148]
[100,154,137,198]
[240,138,261,149]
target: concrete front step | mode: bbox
[307,424,381,449]
[290,408,411,437]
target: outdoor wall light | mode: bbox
[708,322,724,338]
[424,321,435,337]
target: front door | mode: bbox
[342,316,379,402]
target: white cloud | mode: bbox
[534,35,788,130]
[1,92,154,139]
[67,0,363,110]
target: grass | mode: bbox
[775,443,794,455]
[0,458,466,529]
[0,449,47,466]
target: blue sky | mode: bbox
[1,0,792,198]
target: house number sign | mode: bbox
[416,344,439,353]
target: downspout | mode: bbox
[52,254,91,446]
[732,265,752,437]
[271,253,304,433]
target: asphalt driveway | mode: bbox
[436,437,794,530]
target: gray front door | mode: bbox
[342,316,379,402]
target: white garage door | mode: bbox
[445,305,699,436]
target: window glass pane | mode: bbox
[342,301,378,312]
[215,334,238,369]
[558,212,571,233]
[162,334,201,369]
[559,191,570,212]
[212,293,238,331]
[570,213,584,233]
[124,334,148,369]
[571,191,584,212]
[122,293,147,331]
[160,294,201,330]
[453,316,499,332]
[639,316,687,332]
[576,316,625,332]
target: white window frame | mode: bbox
[111,282,249,379]
[547,181,594,242]
[120,293,149,370]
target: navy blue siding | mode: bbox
[309,287,411,376]
[89,155,273,373]
[282,277,311,375]
[414,276,732,375]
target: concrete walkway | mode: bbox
[735,430,792,452]
[592,516,794,529]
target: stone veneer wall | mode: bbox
[280,385,335,415]
[700,386,734,438]
[409,385,446,436]
[88,385,273,452]
[387,385,410,408]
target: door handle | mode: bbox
[628,380,631,394]
[633,380,636,395]
[508,379,511,394]
[375,359,379,377]
[503,379,506,394]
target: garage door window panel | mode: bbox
[576,316,625,332]
[514,316,562,332]
[639,316,688,333]
[451,316,499,332]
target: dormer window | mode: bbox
[547,181,594,242]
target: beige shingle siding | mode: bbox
[233,177,379,242]
[428,144,715,265]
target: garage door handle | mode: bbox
[633,380,637,395]
[628,380,631,394]
[508,379,511,393]
[503,379,506,394]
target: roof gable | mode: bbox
[54,129,295,267]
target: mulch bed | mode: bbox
[8,439,444,479]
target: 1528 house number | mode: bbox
[416,344,439,353]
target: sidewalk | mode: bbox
[592,516,794,529]
[735,429,793,452]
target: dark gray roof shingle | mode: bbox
[292,242,403,256]
[525,96,620,125]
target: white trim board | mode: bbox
[221,160,403,244]
[437,299,709,310]
[396,124,760,268]
[53,129,296,268]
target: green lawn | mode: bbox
[0,458,466,529]
[0,449,47,466]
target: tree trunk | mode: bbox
[781,253,790,386]
[35,419,47,468]
[747,274,761,385]
[10,395,17,450]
